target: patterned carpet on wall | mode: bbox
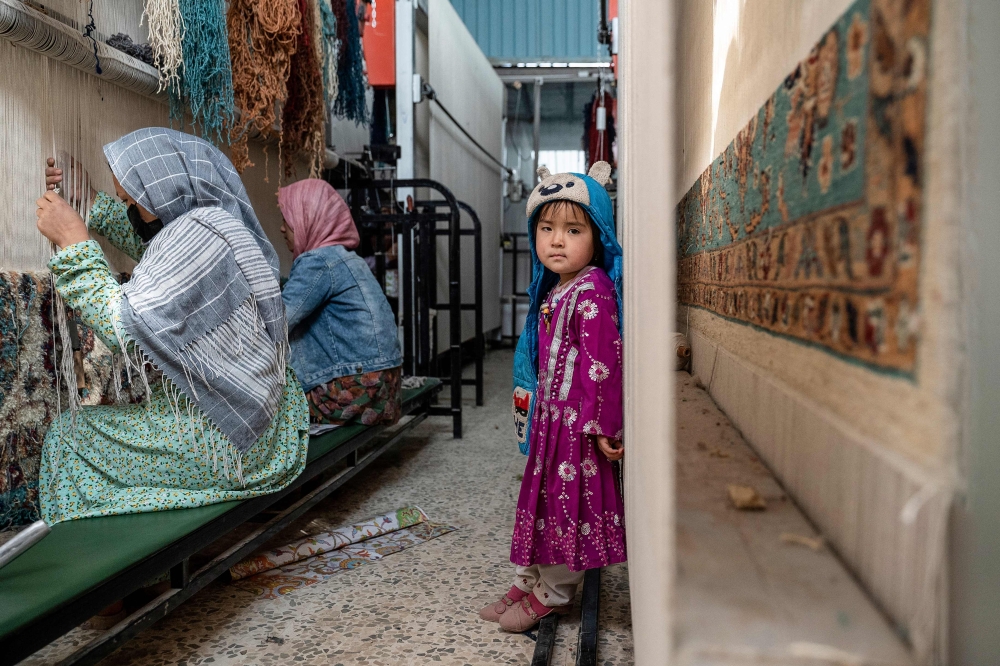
[676,0,929,374]
[0,271,145,530]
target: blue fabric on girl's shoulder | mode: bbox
[512,161,623,455]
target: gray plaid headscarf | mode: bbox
[104,127,279,281]
[104,128,288,456]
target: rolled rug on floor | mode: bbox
[229,506,429,580]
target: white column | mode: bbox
[618,0,676,663]
[395,0,415,201]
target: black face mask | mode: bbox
[127,204,163,243]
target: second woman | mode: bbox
[278,179,403,426]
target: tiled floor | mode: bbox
[28,350,633,665]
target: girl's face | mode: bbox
[279,218,295,253]
[535,202,595,284]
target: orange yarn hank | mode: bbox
[281,0,327,178]
[227,0,301,172]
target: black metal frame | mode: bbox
[344,177,486,436]
[501,231,531,346]
[2,386,441,666]
[529,567,601,666]
[413,199,484,407]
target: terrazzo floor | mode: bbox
[27,350,633,665]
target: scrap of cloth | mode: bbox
[277,178,359,259]
[229,505,431,580]
[104,128,288,452]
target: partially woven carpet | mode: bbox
[0,271,56,529]
[0,271,145,530]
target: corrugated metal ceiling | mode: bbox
[448,0,603,62]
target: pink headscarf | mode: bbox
[277,179,360,259]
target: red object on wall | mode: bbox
[609,0,618,77]
[587,92,617,169]
[362,0,395,87]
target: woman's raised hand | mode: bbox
[46,156,96,211]
[36,190,90,249]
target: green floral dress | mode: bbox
[39,193,309,525]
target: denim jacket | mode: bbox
[282,245,402,391]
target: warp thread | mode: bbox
[280,0,325,177]
[332,0,367,125]
[168,0,235,146]
[227,0,301,172]
[0,0,162,98]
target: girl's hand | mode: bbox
[597,436,624,461]
[36,191,90,248]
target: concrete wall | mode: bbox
[949,0,1000,661]
[676,0,962,658]
[428,0,505,341]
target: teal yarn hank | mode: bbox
[334,0,368,125]
[320,0,338,113]
[169,0,235,146]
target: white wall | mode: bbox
[619,1,676,662]
[428,0,504,343]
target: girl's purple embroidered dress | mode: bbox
[510,266,626,571]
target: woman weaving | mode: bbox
[34,127,309,524]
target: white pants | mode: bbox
[513,564,585,607]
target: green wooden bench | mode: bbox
[0,379,442,666]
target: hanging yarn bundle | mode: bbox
[332,0,368,125]
[227,0,301,171]
[145,0,184,93]
[319,0,339,112]
[168,0,235,145]
[281,0,326,177]
[143,0,235,144]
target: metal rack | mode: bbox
[338,176,484,438]
[414,199,485,407]
[501,231,531,346]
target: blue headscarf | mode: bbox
[512,162,623,454]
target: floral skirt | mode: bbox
[306,367,402,426]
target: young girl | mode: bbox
[481,162,626,632]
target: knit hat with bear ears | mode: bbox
[525,161,613,218]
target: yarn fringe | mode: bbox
[144,0,185,93]
[332,0,368,125]
[319,0,339,112]
[227,0,301,172]
[112,299,284,489]
[280,0,326,178]
[168,0,236,145]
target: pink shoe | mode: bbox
[498,592,571,632]
[479,586,528,622]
